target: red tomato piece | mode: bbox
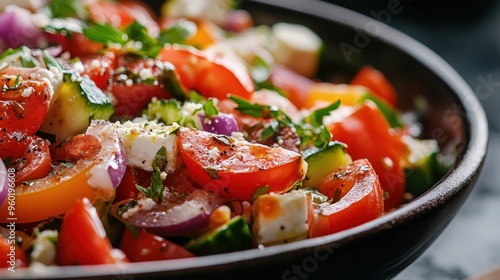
[120,229,195,262]
[328,102,407,211]
[0,75,51,160]
[351,65,398,107]
[158,45,254,100]
[309,159,384,238]
[56,198,128,266]
[45,32,104,58]
[88,0,160,37]
[13,136,52,185]
[78,51,119,91]
[0,235,28,269]
[111,57,175,118]
[177,127,306,201]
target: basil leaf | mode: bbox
[83,22,126,46]
[48,0,88,19]
[307,100,340,127]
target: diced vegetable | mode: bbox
[186,215,253,255]
[302,141,352,189]
[38,71,114,145]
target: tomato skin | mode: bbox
[111,57,175,118]
[45,32,104,58]
[120,229,195,262]
[158,45,254,100]
[351,66,398,108]
[0,76,51,160]
[14,136,52,185]
[328,102,406,211]
[177,127,306,201]
[56,198,128,266]
[0,235,28,268]
[79,51,119,91]
[88,0,159,37]
[0,77,51,136]
[309,159,384,238]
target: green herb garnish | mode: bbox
[136,147,167,203]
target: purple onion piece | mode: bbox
[84,120,127,200]
[0,160,8,208]
[114,189,228,237]
[198,112,239,136]
[0,6,46,52]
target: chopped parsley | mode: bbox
[229,95,340,149]
[136,147,168,203]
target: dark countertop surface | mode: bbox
[322,0,500,279]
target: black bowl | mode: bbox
[4,0,488,279]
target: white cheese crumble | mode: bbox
[112,120,180,172]
[139,68,154,80]
[208,146,220,161]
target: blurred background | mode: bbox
[320,0,500,279]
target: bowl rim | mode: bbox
[3,0,489,278]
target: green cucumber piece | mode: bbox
[39,71,114,144]
[186,216,253,256]
[404,137,440,197]
[302,141,352,189]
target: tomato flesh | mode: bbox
[120,229,194,262]
[0,76,51,160]
[56,198,128,265]
[158,45,254,100]
[309,159,384,238]
[351,65,398,107]
[328,102,406,211]
[13,136,52,185]
[177,127,306,201]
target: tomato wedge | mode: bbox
[158,45,254,100]
[177,127,307,201]
[0,235,28,269]
[0,75,52,160]
[328,102,407,211]
[351,65,398,107]
[309,159,384,238]
[120,229,195,262]
[56,198,128,265]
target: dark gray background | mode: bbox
[321,0,500,279]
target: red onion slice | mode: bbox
[198,112,239,136]
[0,6,46,52]
[114,189,227,237]
[0,160,8,208]
[85,120,127,200]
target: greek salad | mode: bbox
[0,0,447,269]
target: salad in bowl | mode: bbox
[0,0,447,272]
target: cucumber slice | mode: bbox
[39,71,114,144]
[403,136,440,196]
[302,141,352,189]
[185,216,253,256]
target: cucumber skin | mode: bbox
[302,141,352,189]
[39,71,114,144]
[186,216,253,256]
